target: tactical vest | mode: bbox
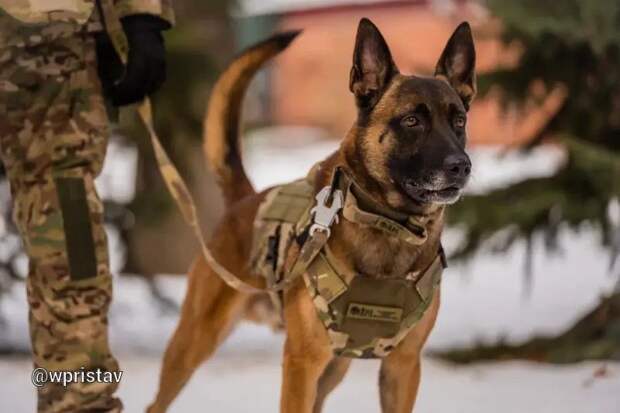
[251,166,445,359]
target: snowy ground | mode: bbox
[1,128,619,412]
[2,345,618,413]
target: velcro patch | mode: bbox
[55,177,97,281]
[346,303,403,323]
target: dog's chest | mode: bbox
[340,224,420,278]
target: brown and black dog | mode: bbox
[148,18,475,413]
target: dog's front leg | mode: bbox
[281,348,331,412]
[280,282,332,413]
[379,289,441,412]
[379,351,422,413]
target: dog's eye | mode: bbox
[454,115,466,129]
[402,115,420,128]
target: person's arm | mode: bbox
[95,0,174,106]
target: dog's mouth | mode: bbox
[402,180,464,204]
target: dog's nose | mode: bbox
[444,154,471,179]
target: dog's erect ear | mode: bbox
[435,22,476,109]
[349,18,399,110]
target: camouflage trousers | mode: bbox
[0,15,122,412]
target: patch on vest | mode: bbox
[346,303,403,323]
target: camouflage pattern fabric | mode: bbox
[250,179,316,313]
[303,253,443,358]
[0,0,174,26]
[0,11,122,413]
[0,0,97,25]
[342,186,428,246]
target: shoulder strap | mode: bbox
[273,169,346,288]
[342,190,427,246]
[334,169,427,245]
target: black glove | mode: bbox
[95,14,170,107]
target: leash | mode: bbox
[98,0,262,293]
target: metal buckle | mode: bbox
[309,186,344,237]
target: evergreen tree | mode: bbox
[445,0,620,362]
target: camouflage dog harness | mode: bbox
[251,166,446,358]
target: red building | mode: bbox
[240,0,560,146]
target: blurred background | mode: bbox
[1,0,620,412]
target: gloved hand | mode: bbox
[95,14,170,106]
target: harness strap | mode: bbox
[287,230,329,281]
[342,189,427,246]
[325,166,428,245]
[279,169,346,286]
[98,1,263,293]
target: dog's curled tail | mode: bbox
[204,30,301,204]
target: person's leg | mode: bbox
[0,19,122,412]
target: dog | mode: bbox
[147,17,475,413]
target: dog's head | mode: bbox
[345,18,476,211]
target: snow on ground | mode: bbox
[2,348,618,413]
[1,128,619,412]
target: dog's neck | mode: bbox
[312,150,444,280]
